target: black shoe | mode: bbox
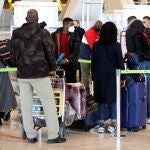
[0,119,2,126]
[0,113,2,125]
[47,137,66,144]
[3,111,11,121]
[27,137,38,144]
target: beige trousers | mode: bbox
[18,77,59,139]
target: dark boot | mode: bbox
[85,87,90,98]
[0,112,2,125]
[3,111,11,121]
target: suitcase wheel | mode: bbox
[128,128,139,132]
[2,111,11,121]
[121,128,127,131]
[142,125,146,129]
[59,122,66,138]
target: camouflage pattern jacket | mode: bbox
[11,22,56,78]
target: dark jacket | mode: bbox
[79,43,91,60]
[126,19,145,61]
[91,42,124,104]
[11,22,56,79]
[75,26,85,42]
[51,27,80,68]
[141,28,150,60]
[0,61,17,112]
[79,27,99,60]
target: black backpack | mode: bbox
[68,96,98,131]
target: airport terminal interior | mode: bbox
[1,0,150,149]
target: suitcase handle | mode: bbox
[124,87,129,122]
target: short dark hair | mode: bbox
[100,22,117,45]
[127,16,137,24]
[143,16,150,20]
[63,17,73,25]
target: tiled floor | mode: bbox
[0,111,150,150]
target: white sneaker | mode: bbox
[147,119,150,124]
[93,124,100,129]
[108,125,116,134]
[98,124,105,133]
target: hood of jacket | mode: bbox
[14,21,47,40]
[126,19,145,37]
[128,19,145,32]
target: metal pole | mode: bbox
[86,3,90,29]
[116,69,121,138]
[2,9,4,32]
[82,0,85,28]
[99,0,103,20]
[0,0,5,17]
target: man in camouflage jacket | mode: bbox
[11,9,66,144]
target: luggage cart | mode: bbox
[20,75,66,139]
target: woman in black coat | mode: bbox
[91,22,125,133]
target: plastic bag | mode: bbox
[64,101,76,126]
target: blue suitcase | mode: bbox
[121,77,147,132]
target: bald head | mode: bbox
[26,9,38,23]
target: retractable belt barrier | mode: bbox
[0,67,17,72]
[1,67,150,74]
[78,59,91,64]
[1,67,150,139]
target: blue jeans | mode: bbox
[98,103,116,123]
[139,61,150,118]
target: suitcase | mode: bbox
[121,76,147,132]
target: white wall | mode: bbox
[0,0,5,17]
[102,5,150,29]
[0,9,13,29]
[59,0,102,29]
[13,1,58,27]
[102,5,150,56]
[104,0,134,12]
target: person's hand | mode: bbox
[121,80,126,88]
[61,59,69,65]
[49,71,56,76]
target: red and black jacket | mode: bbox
[51,27,80,68]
